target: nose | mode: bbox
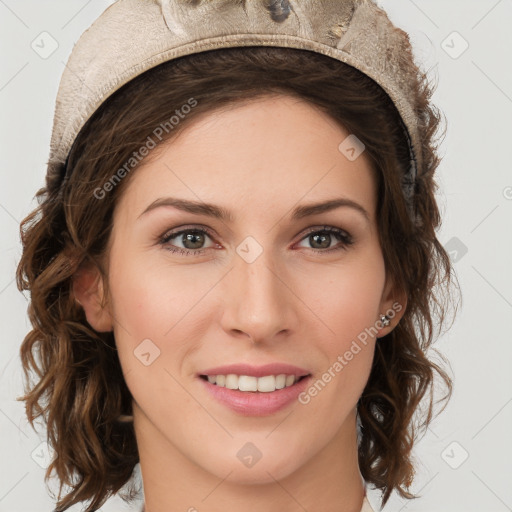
[219,247,299,344]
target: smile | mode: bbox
[197,373,312,416]
[199,373,309,392]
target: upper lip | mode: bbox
[198,363,311,378]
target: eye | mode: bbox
[295,226,354,253]
[158,225,354,256]
[159,226,217,257]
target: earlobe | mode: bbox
[72,262,113,332]
[377,275,407,338]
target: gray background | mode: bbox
[1,1,511,511]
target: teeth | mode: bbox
[205,373,301,392]
[275,374,286,389]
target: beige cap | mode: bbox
[50,0,424,222]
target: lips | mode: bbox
[197,363,310,378]
[196,363,312,416]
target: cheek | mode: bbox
[106,251,220,379]
[298,248,385,345]
[105,249,172,371]
[108,249,202,337]
[106,259,202,423]
[295,250,384,404]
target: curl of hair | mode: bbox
[16,46,460,511]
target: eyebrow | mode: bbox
[137,196,370,223]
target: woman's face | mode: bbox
[79,93,404,484]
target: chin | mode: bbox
[192,434,305,485]
[208,453,304,485]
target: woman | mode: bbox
[16,1,459,511]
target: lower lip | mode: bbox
[198,375,312,416]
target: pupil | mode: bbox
[184,231,204,249]
[311,233,329,249]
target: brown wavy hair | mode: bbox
[16,46,460,511]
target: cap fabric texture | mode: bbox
[50,0,425,223]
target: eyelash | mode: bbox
[158,225,354,257]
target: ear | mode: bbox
[376,272,407,338]
[72,261,113,332]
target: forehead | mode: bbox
[116,94,377,223]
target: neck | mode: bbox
[135,405,365,512]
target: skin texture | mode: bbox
[74,94,406,512]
